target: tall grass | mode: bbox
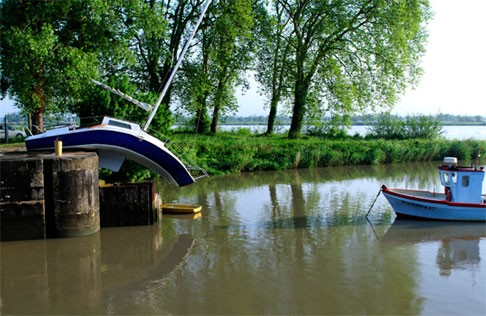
[172,133,485,175]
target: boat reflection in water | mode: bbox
[1,224,195,315]
[382,220,485,276]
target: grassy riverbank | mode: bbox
[2,135,484,181]
[171,133,486,175]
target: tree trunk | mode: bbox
[32,110,44,134]
[266,94,279,135]
[210,78,225,134]
[210,104,220,134]
[195,97,209,134]
[195,109,207,134]
[32,65,46,133]
[196,29,210,135]
[288,80,308,139]
[155,62,173,113]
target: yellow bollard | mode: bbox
[54,140,63,157]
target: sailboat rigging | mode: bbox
[25,0,211,187]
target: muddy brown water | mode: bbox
[1,162,485,315]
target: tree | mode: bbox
[254,3,293,135]
[0,0,113,132]
[266,0,431,139]
[74,75,158,128]
[77,0,174,133]
[208,0,257,134]
[175,19,212,134]
[177,0,257,134]
[117,0,208,113]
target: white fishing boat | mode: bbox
[381,156,486,221]
[25,0,212,187]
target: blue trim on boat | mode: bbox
[25,129,195,187]
[382,186,486,221]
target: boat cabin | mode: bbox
[439,157,485,203]
[102,117,141,132]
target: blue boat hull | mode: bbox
[382,186,486,221]
[25,126,195,187]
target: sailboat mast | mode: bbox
[143,0,212,131]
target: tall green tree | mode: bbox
[95,0,210,133]
[174,10,212,134]
[0,0,113,132]
[266,0,431,139]
[210,0,258,134]
[177,0,257,134]
[254,2,293,135]
[118,0,207,111]
[78,0,172,132]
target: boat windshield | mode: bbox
[108,119,132,130]
[440,171,457,187]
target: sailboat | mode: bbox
[25,0,211,187]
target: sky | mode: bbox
[1,0,485,117]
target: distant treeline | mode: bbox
[176,114,486,126]
[2,112,485,129]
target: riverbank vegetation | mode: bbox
[2,114,484,183]
[2,133,484,182]
[0,1,481,182]
[171,134,485,176]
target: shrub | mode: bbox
[367,113,443,140]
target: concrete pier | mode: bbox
[99,182,159,227]
[43,153,100,238]
[1,151,100,241]
[0,156,45,240]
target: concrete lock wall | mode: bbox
[99,182,158,227]
[1,152,100,241]
[0,157,46,240]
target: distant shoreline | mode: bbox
[215,122,486,126]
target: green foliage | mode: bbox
[177,0,258,133]
[305,115,351,139]
[403,115,443,139]
[2,0,434,139]
[171,133,485,175]
[256,0,432,138]
[253,1,293,134]
[0,0,174,132]
[367,113,443,140]
[171,114,486,127]
[0,0,113,130]
[99,160,155,183]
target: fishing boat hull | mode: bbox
[381,185,486,221]
[161,203,202,214]
[25,118,196,187]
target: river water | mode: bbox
[218,125,486,140]
[1,162,485,315]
